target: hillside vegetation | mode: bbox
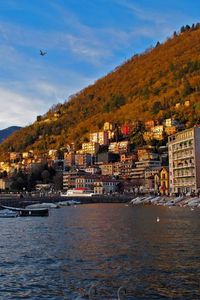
[0,126,21,143]
[1,24,200,157]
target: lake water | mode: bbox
[0,203,199,299]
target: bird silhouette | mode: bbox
[40,50,47,56]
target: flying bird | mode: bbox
[40,50,47,56]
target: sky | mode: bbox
[0,0,199,129]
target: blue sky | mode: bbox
[0,0,199,128]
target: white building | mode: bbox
[89,131,109,146]
[168,126,200,195]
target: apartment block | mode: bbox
[64,153,75,167]
[131,160,161,180]
[168,126,200,194]
[89,131,109,145]
[109,141,130,154]
[82,142,100,155]
[74,154,93,167]
[93,178,120,194]
[75,175,97,190]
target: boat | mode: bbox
[1,205,49,217]
[0,209,19,218]
[25,202,59,209]
[61,189,96,197]
[57,199,82,206]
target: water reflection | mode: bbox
[0,204,199,299]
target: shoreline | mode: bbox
[0,193,200,209]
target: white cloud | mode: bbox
[0,87,46,128]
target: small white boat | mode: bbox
[0,209,19,218]
[57,200,82,206]
[25,203,60,209]
[61,189,95,197]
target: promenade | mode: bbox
[0,193,200,209]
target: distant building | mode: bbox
[159,167,169,195]
[168,126,200,194]
[163,118,177,127]
[131,160,161,180]
[137,147,159,161]
[119,161,134,179]
[109,141,130,154]
[103,122,115,139]
[99,163,115,176]
[97,152,119,164]
[75,175,97,190]
[93,177,120,194]
[175,103,181,109]
[48,149,58,160]
[121,124,131,136]
[120,153,137,163]
[75,154,93,167]
[103,122,115,131]
[152,125,164,140]
[145,120,156,131]
[63,170,86,190]
[64,152,75,167]
[82,142,99,155]
[165,126,177,136]
[145,167,161,193]
[90,131,109,145]
[0,178,11,190]
[10,152,21,161]
[163,118,184,136]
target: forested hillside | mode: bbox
[0,126,21,143]
[0,24,200,157]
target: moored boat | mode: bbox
[25,202,59,209]
[0,209,19,218]
[61,189,96,197]
[1,205,49,217]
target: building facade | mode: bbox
[168,126,200,194]
[89,131,109,145]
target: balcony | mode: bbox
[173,164,195,170]
[174,182,195,187]
[174,173,195,178]
[173,153,194,160]
[172,143,193,152]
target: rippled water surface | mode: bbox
[0,203,200,299]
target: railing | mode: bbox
[173,164,195,170]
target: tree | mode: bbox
[41,170,50,183]
[53,173,63,190]
[151,101,163,115]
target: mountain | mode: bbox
[0,126,21,143]
[0,24,200,158]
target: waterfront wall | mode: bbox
[0,194,133,207]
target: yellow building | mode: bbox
[165,126,177,136]
[159,167,169,195]
[82,142,100,155]
[0,178,11,190]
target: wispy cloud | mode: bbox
[0,20,111,67]
[0,87,45,128]
[0,0,196,129]
[115,0,168,24]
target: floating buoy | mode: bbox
[156,217,160,222]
